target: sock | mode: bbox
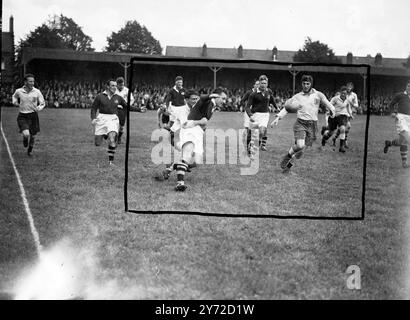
[176,160,188,184]
[118,130,124,140]
[261,136,267,147]
[108,145,116,161]
[335,128,340,139]
[391,138,402,146]
[28,135,35,152]
[400,145,408,164]
[246,129,251,149]
[340,132,346,140]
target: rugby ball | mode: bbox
[285,98,300,113]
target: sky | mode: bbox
[2,0,410,58]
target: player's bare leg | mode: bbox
[117,125,124,144]
[22,129,30,148]
[259,126,268,151]
[281,139,305,172]
[175,142,194,191]
[27,134,36,156]
[107,131,117,165]
[338,125,347,153]
[384,131,410,168]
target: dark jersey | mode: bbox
[165,87,186,107]
[246,89,276,115]
[187,95,216,121]
[389,92,410,115]
[91,92,127,120]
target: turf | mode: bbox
[0,107,409,299]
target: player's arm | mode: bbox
[119,96,128,109]
[245,93,254,118]
[35,91,46,112]
[164,91,172,109]
[12,90,20,107]
[129,90,135,106]
[270,103,288,126]
[91,95,99,123]
[269,91,278,112]
[319,93,335,117]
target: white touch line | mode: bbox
[1,123,42,256]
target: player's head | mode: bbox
[186,89,200,107]
[301,75,313,93]
[339,86,348,100]
[253,79,260,90]
[24,74,35,90]
[116,77,125,90]
[346,82,354,92]
[106,79,117,94]
[212,87,228,107]
[175,76,183,89]
[259,75,268,91]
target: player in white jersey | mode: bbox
[321,86,353,152]
[115,77,135,144]
[271,75,335,172]
[332,82,358,147]
[12,74,46,156]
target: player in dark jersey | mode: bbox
[245,75,277,157]
[383,80,410,168]
[173,87,227,191]
[241,80,260,154]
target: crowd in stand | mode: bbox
[0,79,400,115]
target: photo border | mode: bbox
[124,56,371,221]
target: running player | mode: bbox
[91,79,127,165]
[271,75,335,172]
[12,74,46,156]
[115,77,135,144]
[241,79,260,154]
[173,87,227,191]
[321,86,353,152]
[245,75,276,158]
[383,80,410,168]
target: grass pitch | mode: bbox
[0,107,409,299]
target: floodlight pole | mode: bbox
[209,66,222,90]
[360,73,367,103]
[288,68,299,95]
[119,62,130,83]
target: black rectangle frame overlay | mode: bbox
[124,56,371,221]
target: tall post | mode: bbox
[209,66,222,90]
[288,68,299,95]
[361,73,367,103]
[119,62,130,84]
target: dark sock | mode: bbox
[400,145,408,164]
[108,145,116,161]
[176,160,188,183]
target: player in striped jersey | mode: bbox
[321,86,353,152]
[115,77,135,144]
[271,75,335,172]
[383,80,410,168]
[173,87,227,191]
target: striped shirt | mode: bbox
[12,86,45,114]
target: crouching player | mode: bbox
[173,87,227,191]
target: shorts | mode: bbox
[117,108,127,126]
[395,113,410,134]
[249,112,270,129]
[94,113,119,136]
[17,112,40,135]
[178,125,204,162]
[328,115,348,131]
[169,104,190,132]
[293,118,318,146]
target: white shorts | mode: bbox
[169,104,190,132]
[249,112,270,129]
[243,112,250,128]
[178,125,204,162]
[94,113,119,136]
[395,113,410,134]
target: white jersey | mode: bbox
[346,91,359,109]
[12,86,45,114]
[330,95,350,116]
[116,87,135,106]
[292,88,334,121]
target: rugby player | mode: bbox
[115,77,135,144]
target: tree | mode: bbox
[293,37,341,63]
[105,20,162,54]
[17,14,94,52]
